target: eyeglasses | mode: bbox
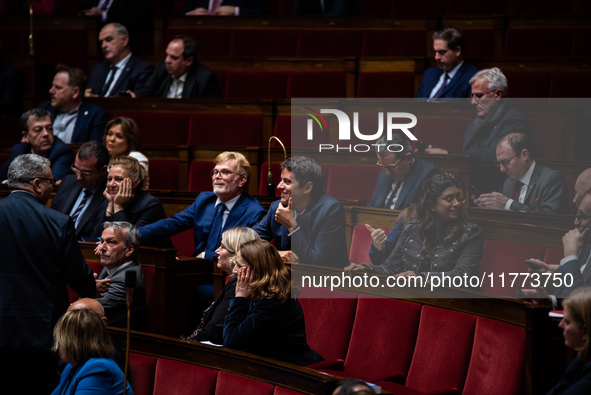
[376,157,402,169]
[493,153,519,168]
[470,90,496,100]
[210,169,239,179]
[20,177,55,187]
[576,210,591,223]
[71,164,94,177]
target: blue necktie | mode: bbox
[206,203,227,259]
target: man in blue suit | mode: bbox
[86,23,154,97]
[0,154,96,394]
[417,28,478,100]
[366,135,438,264]
[39,64,108,144]
[139,152,265,260]
[0,108,74,181]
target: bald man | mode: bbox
[573,168,591,210]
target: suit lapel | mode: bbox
[71,104,88,143]
[441,63,465,96]
[76,186,107,237]
[581,244,591,284]
[394,162,417,209]
[182,68,198,98]
[523,164,542,204]
[111,57,134,94]
[224,194,246,230]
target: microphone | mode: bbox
[123,270,136,395]
[267,136,287,197]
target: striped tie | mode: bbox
[71,189,92,224]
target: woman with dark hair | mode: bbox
[184,227,259,345]
[51,308,133,395]
[91,156,171,248]
[345,172,483,283]
[103,117,149,188]
[547,287,591,394]
[223,239,323,366]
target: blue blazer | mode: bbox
[547,355,591,395]
[291,193,348,268]
[554,244,591,298]
[139,192,265,259]
[0,137,74,180]
[52,358,133,395]
[417,62,479,99]
[0,192,95,352]
[252,199,291,250]
[369,155,438,209]
[39,100,108,143]
[87,55,154,97]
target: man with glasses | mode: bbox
[366,134,437,264]
[417,27,479,100]
[0,153,95,394]
[425,67,529,163]
[473,133,569,214]
[51,141,110,240]
[0,108,74,182]
[139,151,265,260]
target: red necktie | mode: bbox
[513,181,523,202]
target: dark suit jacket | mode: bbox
[554,244,591,298]
[97,261,147,329]
[0,137,74,180]
[90,189,172,248]
[449,100,530,163]
[87,55,154,97]
[547,355,591,395]
[39,100,108,144]
[139,192,265,259]
[369,155,438,209]
[50,174,108,240]
[291,193,348,268]
[191,276,236,345]
[135,61,222,98]
[0,60,23,116]
[0,191,95,351]
[224,297,323,366]
[293,0,359,15]
[416,62,479,99]
[500,163,570,214]
[252,199,291,251]
[184,0,268,14]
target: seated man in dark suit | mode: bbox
[417,28,478,100]
[39,64,108,143]
[281,156,348,267]
[366,134,438,264]
[425,67,529,163]
[95,221,147,329]
[86,23,154,97]
[184,0,268,15]
[0,108,74,181]
[474,133,570,214]
[132,35,221,99]
[139,151,265,259]
[51,140,109,240]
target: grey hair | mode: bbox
[7,154,51,189]
[102,221,141,260]
[110,23,129,38]
[469,67,508,95]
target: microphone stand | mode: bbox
[267,136,286,197]
[123,271,136,395]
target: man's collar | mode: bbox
[106,260,134,278]
[519,160,536,186]
[446,60,464,80]
[111,52,132,69]
[216,193,241,211]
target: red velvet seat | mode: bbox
[258,162,282,197]
[153,358,218,395]
[462,317,526,395]
[392,0,446,15]
[503,29,572,58]
[502,71,551,98]
[230,29,298,57]
[149,159,180,190]
[446,0,503,15]
[225,71,288,100]
[413,117,471,151]
[168,212,195,257]
[216,371,275,395]
[461,29,495,58]
[349,225,390,265]
[112,112,190,146]
[188,114,263,146]
[550,72,591,98]
[129,353,157,395]
[356,72,415,98]
[165,28,231,57]
[480,240,546,297]
[322,297,422,383]
[214,70,227,94]
[188,161,213,193]
[287,72,347,98]
[361,30,427,57]
[273,387,306,395]
[358,0,393,15]
[326,165,381,203]
[296,30,362,57]
[572,29,591,57]
[544,247,565,266]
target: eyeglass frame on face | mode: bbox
[493,152,520,168]
[71,164,95,177]
[210,169,241,179]
[376,157,403,169]
[470,90,496,100]
[576,210,591,223]
[21,177,56,187]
